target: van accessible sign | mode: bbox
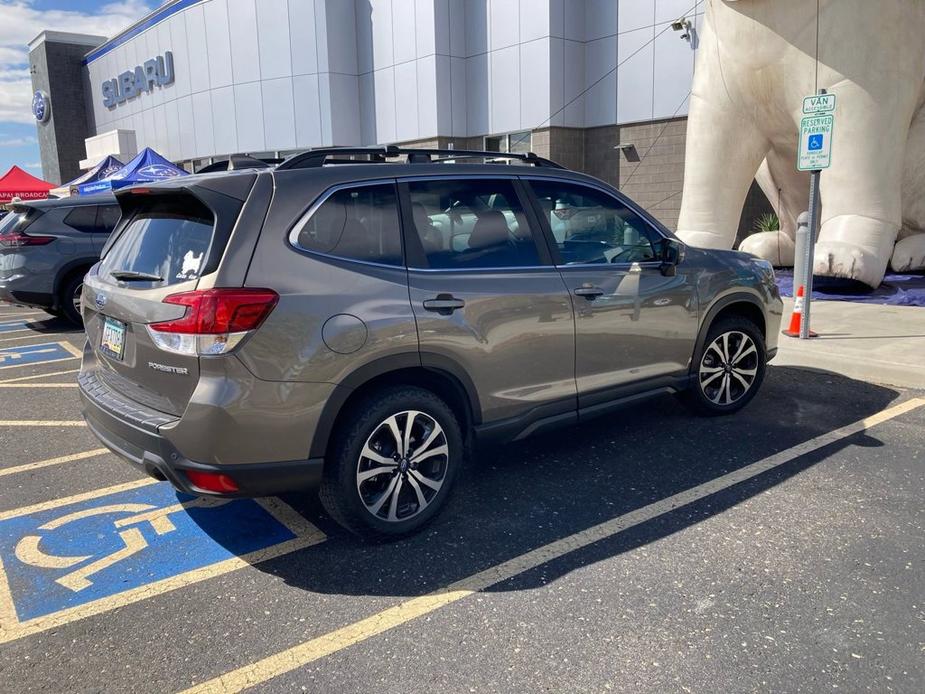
[798,93,836,171]
[101,51,175,109]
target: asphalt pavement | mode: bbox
[0,303,922,693]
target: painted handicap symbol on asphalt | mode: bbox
[807,133,824,151]
[0,483,322,627]
[0,342,74,369]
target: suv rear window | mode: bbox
[0,207,42,238]
[99,198,214,286]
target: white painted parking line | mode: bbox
[0,383,78,388]
[0,421,86,427]
[0,449,108,478]
[0,369,79,384]
[0,480,158,523]
[180,397,925,694]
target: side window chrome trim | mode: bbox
[287,178,402,269]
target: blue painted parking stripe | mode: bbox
[0,321,26,334]
[0,343,78,370]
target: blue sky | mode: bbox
[0,1,155,180]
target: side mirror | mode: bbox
[660,239,683,277]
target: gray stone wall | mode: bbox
[30,40,97,185]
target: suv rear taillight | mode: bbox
[0,231,55,247]
[147,288,279,356]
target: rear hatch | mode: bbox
[82,174,263,416]
[0,205,47,280]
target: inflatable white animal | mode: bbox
[676,0,925,288]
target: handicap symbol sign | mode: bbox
[0,342,75,369]
[0,483,323,639]
[807,133,824,151]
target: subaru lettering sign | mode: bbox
[101,51,174,109]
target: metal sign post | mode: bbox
[796,89,835,339]
[801,172,821,338]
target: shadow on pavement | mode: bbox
[191,365,902,598]
[21,316,83,334]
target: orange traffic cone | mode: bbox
[782,285,817,337]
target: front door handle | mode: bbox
[423,294,465,315]
[574,286,605,300]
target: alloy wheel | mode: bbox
[699,331,758,405]
[356,410,448,523]
[72,282,83,317]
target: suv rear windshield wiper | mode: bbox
[109,270,164,282]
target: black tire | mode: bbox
[59,272,86,325]
[681,316,767,416]
[319,386,463,540]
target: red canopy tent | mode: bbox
[0,166,54,204]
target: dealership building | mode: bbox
[28,0,767,231]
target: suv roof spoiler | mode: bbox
[197,154,280,174]
[276,145,565,171]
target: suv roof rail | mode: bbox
[275,146,564,171]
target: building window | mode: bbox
[483,131,531,155]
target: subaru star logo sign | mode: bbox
[32,90,50,123]
[95,293,107,310]
[100,163,121,177]
[137,164,182,180]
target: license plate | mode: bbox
[100,316,126,361]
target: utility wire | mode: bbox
[535,1,702,129]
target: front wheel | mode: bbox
[319,386,463,540]
[681,317,767,416]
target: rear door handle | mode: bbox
[574,286,605,300]
[423,294,465,314]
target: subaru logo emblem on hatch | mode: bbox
[95,293,107,309]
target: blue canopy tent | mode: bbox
[51,155,123,197]
[78,147,187,195]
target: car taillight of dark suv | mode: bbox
[78,146,782,540]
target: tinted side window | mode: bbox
[528,180,664,265]
[295,183,402,266]
[97,206,121,233]
[64,206,99,233]
[407,179,540,269]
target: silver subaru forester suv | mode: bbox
[78,147,782,539]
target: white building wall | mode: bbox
[83,0,704,162]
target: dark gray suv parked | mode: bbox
[78,147,782,539]
[0,195,121,323]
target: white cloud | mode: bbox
[0,135,36,146]
[0,1,153,124]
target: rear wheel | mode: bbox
[59,273,85,325]
[682,317,766,416]
[320,386,462,540]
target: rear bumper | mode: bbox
[79,368,324,498]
